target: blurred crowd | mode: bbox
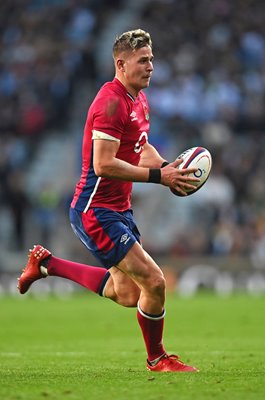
[0,0,120,251]
[132,0,265,268]
[0,0,264,270]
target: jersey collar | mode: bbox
[113,78,136,102]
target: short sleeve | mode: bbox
[92,95,128,141]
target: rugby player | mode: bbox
[18,29,199,372]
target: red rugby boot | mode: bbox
[147,354,198,372]
[17,245,51,294]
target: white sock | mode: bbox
[40,266,48,276]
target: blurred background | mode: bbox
[0,0,265,296]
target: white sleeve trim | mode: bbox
[92,130,120,142]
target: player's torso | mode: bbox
[90,80,150,161]
[116,93,150,163]
[71,79,150,212]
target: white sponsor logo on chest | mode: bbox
[130,111,138,122]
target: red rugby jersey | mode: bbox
[71,78,150,212]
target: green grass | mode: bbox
[0,292,264,400]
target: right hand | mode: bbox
[160,158,201,196]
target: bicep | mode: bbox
[93,139,120,174]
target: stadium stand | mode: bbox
[0,0,264,293]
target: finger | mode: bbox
[177,174,201,183]
[174,178,198,190]
[171,158,184,168]
[180,183,198,190]
[181,166,199,174]
[173,186,187,196]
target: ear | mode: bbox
[116,58,125,72]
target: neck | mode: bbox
[115,75,139,97]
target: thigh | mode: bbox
[117,241,164,286]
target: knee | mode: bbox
[147,273,166,296]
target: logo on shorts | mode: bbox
[120,233,130,244]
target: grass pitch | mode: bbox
[0,292,264,400]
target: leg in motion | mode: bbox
[17,245,140,308]
[118,242,198,372]
[17,245,110,296]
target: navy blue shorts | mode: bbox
[69,207,141,269]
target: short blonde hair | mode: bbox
[112,29,152,58]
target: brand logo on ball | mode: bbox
[194,168,205,178]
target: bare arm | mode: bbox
[93,139,200,195]
[93,139,149,182]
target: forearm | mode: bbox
[95,156,150,183]
[95,153,200,191]
[93,139,200,193]
[93,139,168,183]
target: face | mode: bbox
[117,45,154,96]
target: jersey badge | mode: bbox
[143,105,149,120]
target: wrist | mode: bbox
[148,168,161,183]
[161,161,169,168]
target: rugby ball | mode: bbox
[171,147,212,196]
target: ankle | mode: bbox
[40,255,51,276]
[148,353,166,366]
